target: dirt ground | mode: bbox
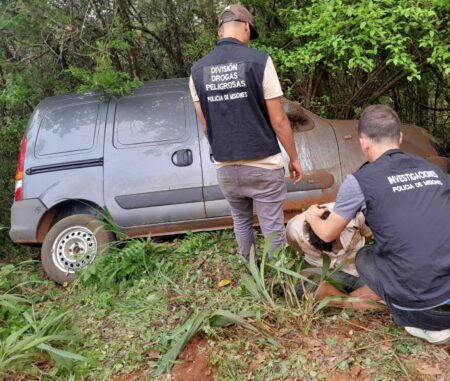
[166,315,450,381]
[30,312,450,381]
[171,334,214,381]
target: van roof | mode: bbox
[36,77,189,110]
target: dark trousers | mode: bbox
[356,246,450,330]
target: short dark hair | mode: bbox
[358,104,401,143]
[305,209,333,252]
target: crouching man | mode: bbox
[286,202,372,296]
[305,105,450,344]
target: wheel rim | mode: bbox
[52,226,98,273]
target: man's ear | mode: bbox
[218,26,223,38]
[359,134,370,152]
[398,131,403,146]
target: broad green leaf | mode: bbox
[36,343,87,362]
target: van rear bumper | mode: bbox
[9,199,47,244]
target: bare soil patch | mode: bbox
[171,334,214,381]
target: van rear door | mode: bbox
[103,80,205,228]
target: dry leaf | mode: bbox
[248,360,259,372]
[147,349,160,360]
[218,279,231,287]
[302,337,323,347]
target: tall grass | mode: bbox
[0,261,86,377]
[241,235,318,309]
[240,235,386,334]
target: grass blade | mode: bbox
[209,310,258,333]
[320,255,331,282]
[247,246,275,307]
[241,274,263,300]
[36,343,87,362]
[0,294,31,304]
[267,264,318,286]
[314,296,385,313]
[154,311,208,376]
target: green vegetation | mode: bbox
[2,231,447,380]
[0,261,86,378]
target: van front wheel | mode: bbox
[41,214,114,284]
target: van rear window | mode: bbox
[35,103,99,156]
[114,92,186,146]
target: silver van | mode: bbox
[10,78,448,283]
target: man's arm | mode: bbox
[193,101,207,135]
[305,175,366,242]
[189,75,208,135]
[265,96,302,184]
[305,206,350,242]
[263,57,302,184]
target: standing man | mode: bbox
[305,105,450,344]
[190,4,302,261]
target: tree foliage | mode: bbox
[265,0,450,125]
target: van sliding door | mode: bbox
[103,83,204,229]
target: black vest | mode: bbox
[191,38,280,161]
[353,149,450,309]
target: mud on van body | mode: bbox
[10,78,449,284]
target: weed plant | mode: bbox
[0,261,86,378]
[75,236,169,289]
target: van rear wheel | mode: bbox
[41,214,114,284]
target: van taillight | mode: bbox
[15,136,27,201]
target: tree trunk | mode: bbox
[116,0,142,79]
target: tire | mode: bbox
[41,214,114,284]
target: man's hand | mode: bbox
[289,158,303,184]
[305,204,326,223]
[305,204,349,243]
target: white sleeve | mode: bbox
[189,75,199,102]
[263,56,283,100]
[355,212,372,238]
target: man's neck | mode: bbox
[220,34,248,46]
[369,144,400,162]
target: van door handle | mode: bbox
[172,149,193,167]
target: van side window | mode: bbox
[35,103,99,156]
[114,92,186,146]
